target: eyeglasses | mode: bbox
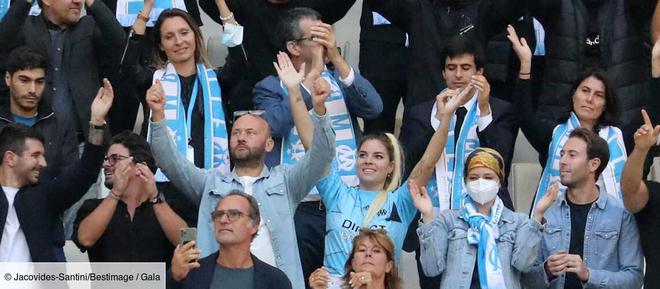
[290,35,316,43]
[233,110,265,121]
[211,209,245,222]
[103,154,130,165]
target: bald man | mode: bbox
[147,81,336,289]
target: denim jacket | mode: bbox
[522,191,643,289]
[150,113,336,289]
[417,207,542,289]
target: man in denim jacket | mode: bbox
[523,128,643,289]
[145,73,336,289]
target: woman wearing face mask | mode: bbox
[120,8,234,226]
[308,229,402,289]
[284,58,476,288]
[507,25,626,212]
[410,148,558,289]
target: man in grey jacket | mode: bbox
[146,67,336,289]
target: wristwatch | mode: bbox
[150,191,164,204]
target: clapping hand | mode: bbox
[308,267,330,289]
[90,78,114,125]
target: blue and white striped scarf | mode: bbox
[148,63,230,182]
[280,69,359,192]
[432,92,481,210]
[115,0,187,27]
[460,197,506,289]
[533,112,626,212]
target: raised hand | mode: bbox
[409,179,434,223]
[273,52,306,90]
[90,78,114,125]
[471,75,491,115]
[146,80,166,122]
[634,109,660,151]
[171,241,201,282]
[348,271,373,289]
[312,74,331,106]
[506,24,532,65]
[311,23,339,61]
[533,181,559,223]
[308,267,330,289]
[434,88,459,120]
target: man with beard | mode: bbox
[146,65,336,289]
[72,131,186,263]
[523,128,643,289]
[0,76,112,262]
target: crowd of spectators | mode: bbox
[1,0,660,288]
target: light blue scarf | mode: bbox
[149,63,230,182]
[460,197,506,289]
[533,112,626,212]
[432,92,481,210]
[115,0,187,27]
[280,69,359,190]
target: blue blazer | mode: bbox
[183,252,292,289]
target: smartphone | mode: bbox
[179,227,197,246]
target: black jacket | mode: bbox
[0,0,126,138]
[182,252,292,289]
[0,142,103,262]
[0,98,79,181]
[367,0,525,108]
[531,0,655,151]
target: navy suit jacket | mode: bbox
[183,252,292,289]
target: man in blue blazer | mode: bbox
[252,8,382,287]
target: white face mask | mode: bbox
[222,22,244,47]
[466,178,499,205]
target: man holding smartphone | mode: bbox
[72,131,187,264]
[171,191,291,289]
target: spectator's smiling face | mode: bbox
[442,54,483,90]
[357,139,393,191]
[5,69,46,113]
[10,139,47,186]
[103,144,131,188]
[572,76,606,125]
[43,0,82,26]
[159,16,196,65]
[559,137,598,187]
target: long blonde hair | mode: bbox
[361,133,404,226]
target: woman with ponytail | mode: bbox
[303,81,477,289]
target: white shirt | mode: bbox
[237,176,277,267]
[0,186,31,262]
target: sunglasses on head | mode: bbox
[233,110,265,121]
